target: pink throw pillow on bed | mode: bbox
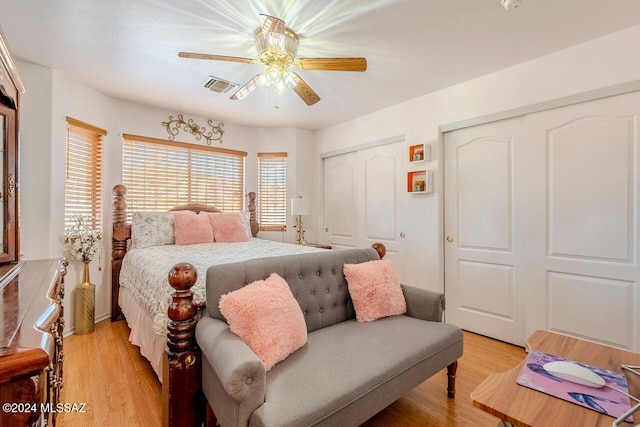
[207,212,250,242]
[343,259,406,322]
[219,273,307,371]
[172,211,214,245]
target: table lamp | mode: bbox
[291,196,310,245]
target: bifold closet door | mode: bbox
[444,116,527,345]
[323,142,407,282]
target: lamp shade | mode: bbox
[291,198,310,216]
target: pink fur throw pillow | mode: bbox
[172,211,214,245]
[219,273,307,371]
[343,259,407,322]
[207,212,250,242]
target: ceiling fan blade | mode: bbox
[296,57,367,72]
[230,74,262,101]
[292,72,320,106]
[259,14,286,54]
[178,51,255,64]
[259,14,286,36]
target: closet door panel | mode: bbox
[526,91,640,351]
[323,153,357,249]
[444,116,527,346]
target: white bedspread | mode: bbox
[120,238,324,335]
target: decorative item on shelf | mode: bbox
[64,214,102,335]
[409,143,431,163]
[291,196,310,245]
[162,113,224,145]
[407,170,431,193]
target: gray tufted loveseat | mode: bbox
[195,247,463,427]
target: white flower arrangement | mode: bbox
[64,215,102,262]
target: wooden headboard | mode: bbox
[110,184,259,321]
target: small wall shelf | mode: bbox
[407,170,432,193]
[409,143,430,163]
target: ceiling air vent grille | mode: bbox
[201,76,238,94]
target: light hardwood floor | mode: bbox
[59,320,526,427]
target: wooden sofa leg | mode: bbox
[447,361,458,398]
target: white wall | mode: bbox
[315,23,640,294]
[18,62,314,333]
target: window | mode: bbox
[122,134,246,218]
[65,117,105,230]
[257,152,288,231]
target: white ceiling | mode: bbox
[2,0,640,130]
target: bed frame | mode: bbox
[110,184,387,427]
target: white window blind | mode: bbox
[122,134,246,218]
[258,152,288,231]
[65,117,106,230]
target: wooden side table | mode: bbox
[471,330,640,426]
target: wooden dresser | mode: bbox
[0,259,67,427]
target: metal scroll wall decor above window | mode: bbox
[162,114,225,144]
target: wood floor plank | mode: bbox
[59,320,525,426]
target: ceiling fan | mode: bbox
[178,14,367,106]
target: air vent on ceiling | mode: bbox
[201,76,238,94]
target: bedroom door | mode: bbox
[444,116,527,345]
[323,142,407,281]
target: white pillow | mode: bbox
[131,212,175,248]
[240,211,252,238]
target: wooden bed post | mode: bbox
[111,184,131,321]
[247,191,258,237]
[372,242,386,259]
[164,263,202,427]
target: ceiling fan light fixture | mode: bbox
[182,13,365,107]
[255,28,299,64]
[265,32,285,54]
[258,64,298,93]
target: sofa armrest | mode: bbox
[196,316,266,405]
[401,284,445,322]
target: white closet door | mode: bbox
[525,92,640,351]
[323,152,358,249]
[444,116,527,345]
[323,142,407,282]
[355,143,406,279]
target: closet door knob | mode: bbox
[446,236,454,243]
[400,232,406,238]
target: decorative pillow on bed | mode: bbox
[172,211,214,245]
[207,212,250,242]
[240,210,252,238]
[343,259,406,322]
[131,212,175,248]
[219,273,307,371]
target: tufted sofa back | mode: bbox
[205,248,380,333]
